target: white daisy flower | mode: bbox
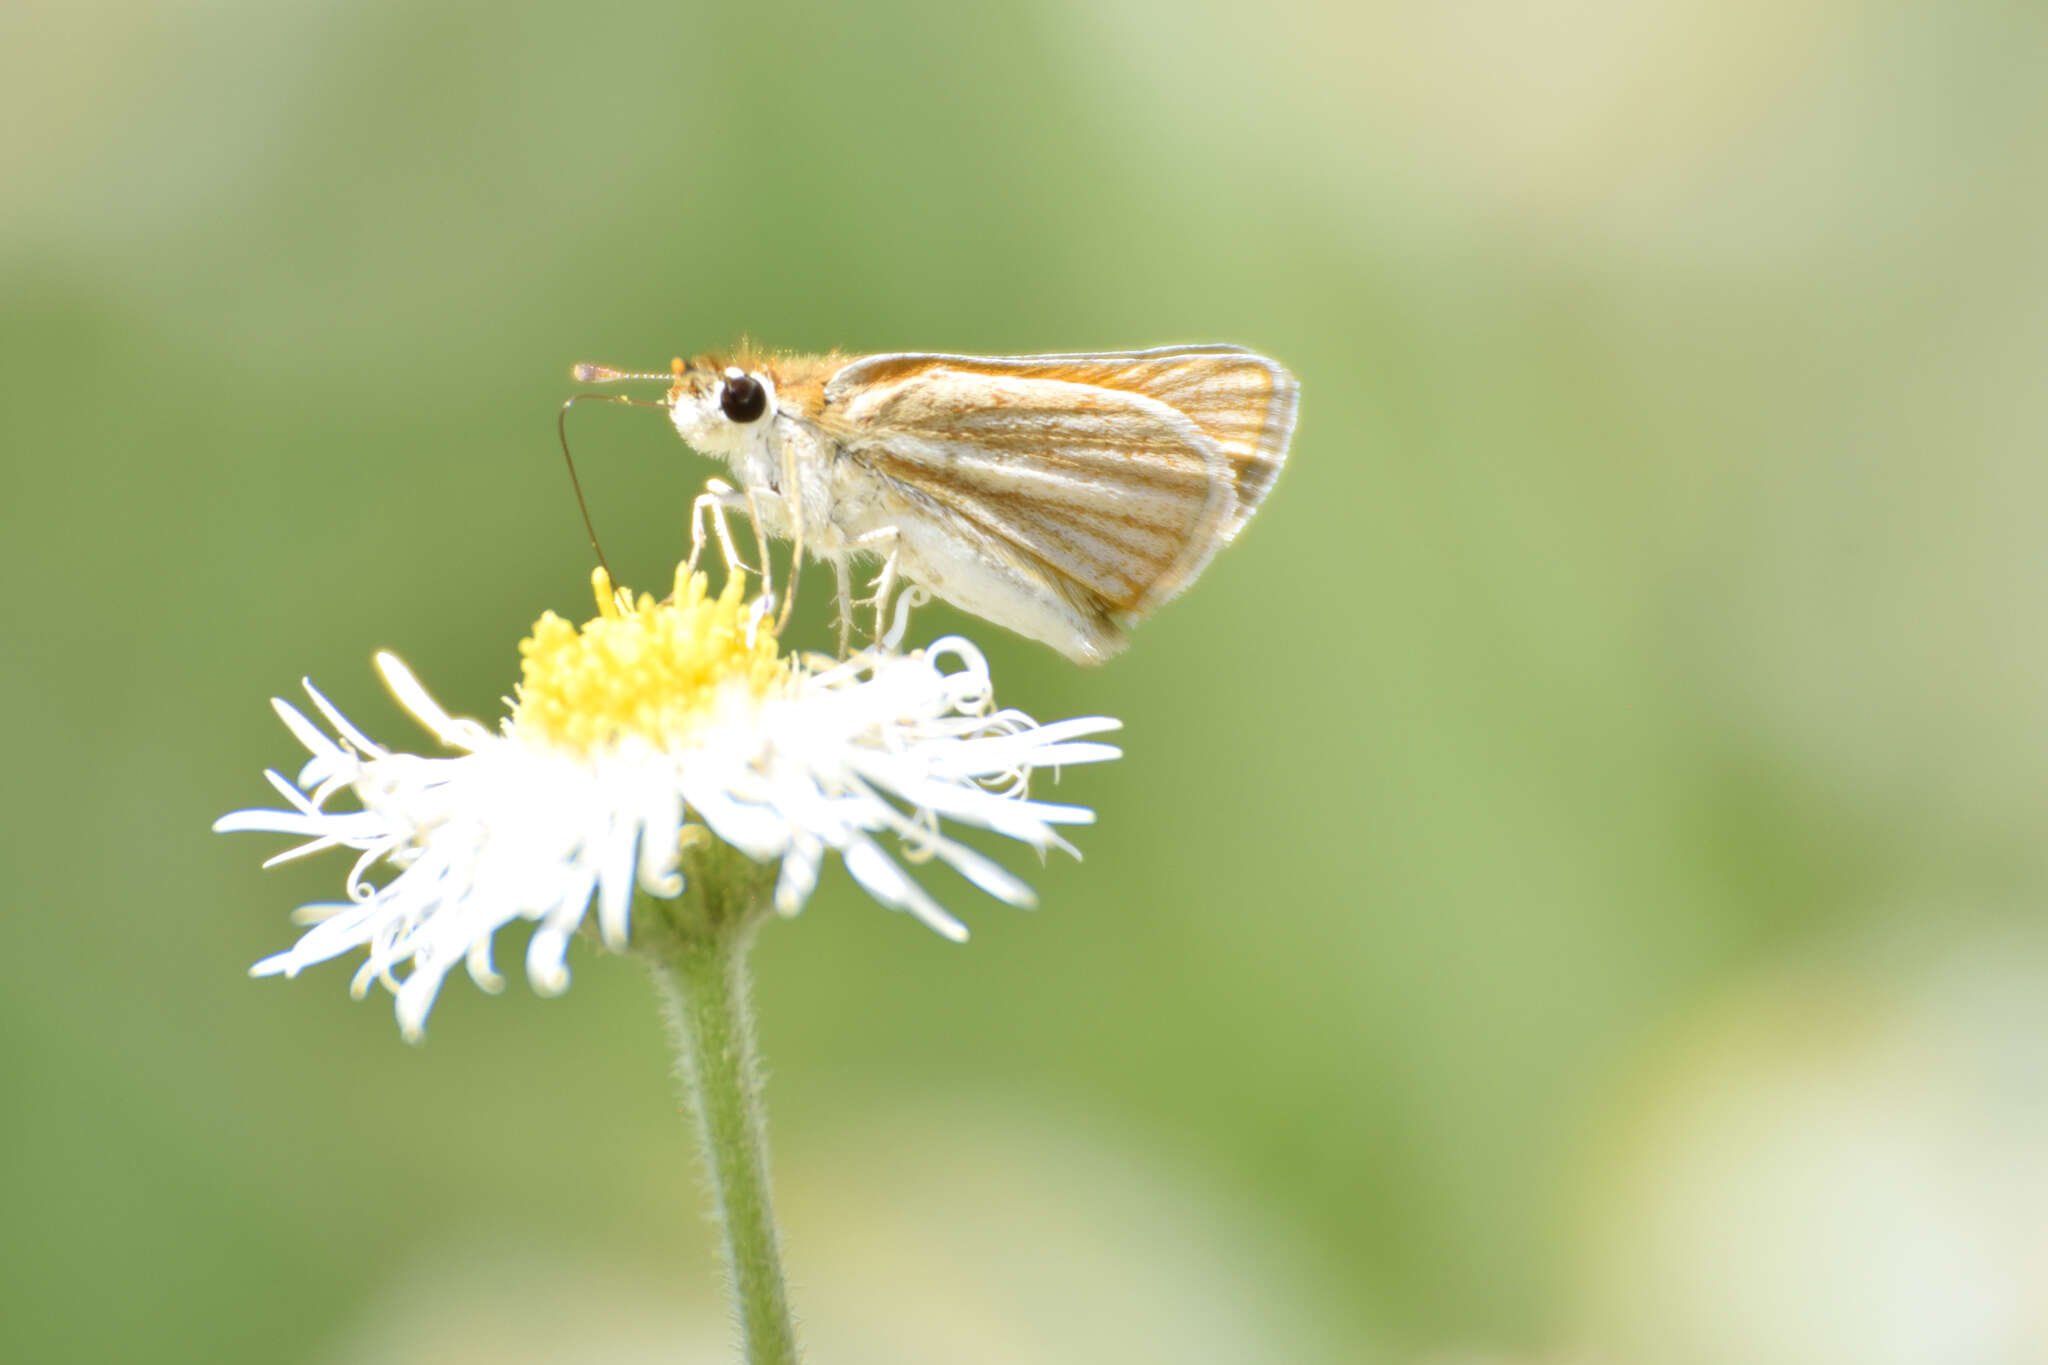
[216,566,1122,1041]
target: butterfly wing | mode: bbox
[820,347,1296,634]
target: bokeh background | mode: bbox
[6,2,2048,1362]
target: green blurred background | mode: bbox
[6,2,2048,1362]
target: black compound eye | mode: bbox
[720,371,768,423]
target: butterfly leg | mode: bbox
[687,479,757,581]
[847,527,904,650]
[869,552,899,649]
[776,442,806,633]
[741,485,780,607]
[832,557,856,657]
[683,488,710,576]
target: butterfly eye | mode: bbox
[720,372,768,423]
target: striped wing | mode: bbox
[822,346,1296,619]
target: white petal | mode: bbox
[843,840,969,943]
[259,836,341,869]
[527,926,572,996]
[396,961,452,1043]
[271,698,344,763]
[213,808,320,836]
[466,933,506,994]
[298,680,386,758]
[923,832,1038,908]
[374,652,475,751]
[773,837,825,915]
[594,809,638,952]
[632,772,686,899]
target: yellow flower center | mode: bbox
[511,565,790,752]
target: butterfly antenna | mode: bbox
[571,364,675,384]
[558,391,660,583]
[557,361,686,580]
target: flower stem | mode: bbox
[645,848,798,1365]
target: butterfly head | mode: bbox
[663,356,778,458]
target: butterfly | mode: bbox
[572,344,1297,663]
